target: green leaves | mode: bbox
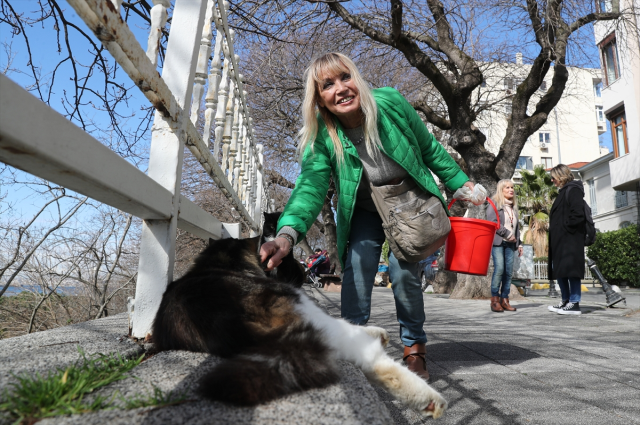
[516,165,558,220]
[587,225,640,287]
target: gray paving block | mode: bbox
[0,314,141,390]
[37,357,392,425]
[3,285,639,425]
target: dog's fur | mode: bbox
[152,236,447,417]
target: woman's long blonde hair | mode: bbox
[492,179,519,217]
[298,53,381,167]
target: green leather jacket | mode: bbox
[277,87,469,266]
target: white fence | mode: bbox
[0,0,264,338]
[533,261,594,280]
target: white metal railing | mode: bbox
[0,0,264,338]
[533,261,594,280]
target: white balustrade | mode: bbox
[190,0,215,126]
[146,0,170,67]
[37,0,267,337]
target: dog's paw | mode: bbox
[420,394,448,419]
[364,326,390,347]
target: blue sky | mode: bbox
[1,1,153,221]
[1,0,614,218]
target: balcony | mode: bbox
[609,151,640,191]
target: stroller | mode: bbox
[306,251,330,289]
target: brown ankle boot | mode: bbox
[403,343,430,381]
[501,297,516,311]
[491,296,504,312]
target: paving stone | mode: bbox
[2,285,638,424]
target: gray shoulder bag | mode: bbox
[364,171,451,263]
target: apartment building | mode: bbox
[570,155,638,232]
[474,54,607,181]
[593,0,640,194]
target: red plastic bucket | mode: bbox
[444,198,499,276]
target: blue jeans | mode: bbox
[491,241,516,298]
[557,277,582,303]
[341,207,427,347]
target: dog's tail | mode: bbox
[197,333,339,406]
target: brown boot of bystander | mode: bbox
[491,296,504,312]
[501,297,516,311]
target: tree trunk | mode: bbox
[298,238,314,258]
[433,254,457,294]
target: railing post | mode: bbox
[252,144,264,235]
[146,0,170,67]
[132,0,207,339]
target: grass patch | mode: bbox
[121,385,187,410]
[0,347,182,424]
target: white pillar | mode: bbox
[132,0,207,339]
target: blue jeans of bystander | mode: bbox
[490,241,516,298]
[341,207,427,347]
[557,277,582,303]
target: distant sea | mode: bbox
[3,286,82,296]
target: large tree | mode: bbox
[233,0,633,297]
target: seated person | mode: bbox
[308,248,331,275]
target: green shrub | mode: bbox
[587,225,640,287]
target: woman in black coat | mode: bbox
[547,164,586,315]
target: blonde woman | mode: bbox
[547,164,586,315]
[486,179,523,312]
[260,53,472,382]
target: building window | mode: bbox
[596,0,612,12]
[600,33,620,85]
[516,156,533,170]
[615,191,628,209]
[610,110,629,157]
[539,81,547,91]
[596,106,605,122]
[505,103,512,114]
[620,221,632,229]
[504,77,514,90]
[539,132,550,146]
[541,157,553,169]
[588,179,598,216]
[594,81,602,97]
[481,79,487,88]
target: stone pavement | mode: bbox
[309,286,640,424]
[1,286,638,424]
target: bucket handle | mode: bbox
[447,197,500,229]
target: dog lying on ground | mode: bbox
[151,236,447,418]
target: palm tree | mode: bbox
[516,165,558,257]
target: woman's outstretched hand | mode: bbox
[259,237,291,271]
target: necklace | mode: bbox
[504,204,514,226]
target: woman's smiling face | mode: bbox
[502,182,515,199]
[316,70,363,128]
